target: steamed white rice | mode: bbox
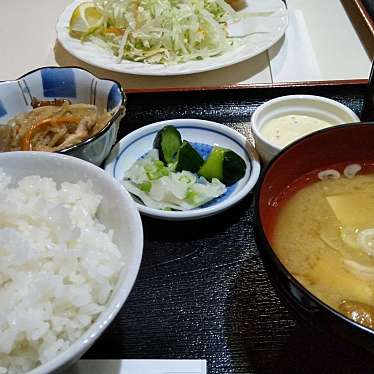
[0,169,124,373]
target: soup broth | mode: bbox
[272,166,374,328]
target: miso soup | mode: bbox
[272,163,374,329]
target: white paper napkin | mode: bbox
[64,359,207,374]
[269,10,322,82]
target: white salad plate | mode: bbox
[104,119,261,220]
[56,0,288,76]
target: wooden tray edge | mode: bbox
[125,79,368,94]
[351,0,374,36]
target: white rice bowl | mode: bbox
[0,152,143,374]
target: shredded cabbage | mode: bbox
[122,149,226,210]
[78,0,240,64]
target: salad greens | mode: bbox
[69,0,240,64]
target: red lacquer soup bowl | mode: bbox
[254,122,374,352]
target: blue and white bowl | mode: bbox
[0,66,126,165]
[105,119,261,220]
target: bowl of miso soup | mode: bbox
[255,122,374,351]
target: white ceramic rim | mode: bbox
[0,152,144,374]
[105,119,261,220]
[251,94,361,151]
[56,0,288,76]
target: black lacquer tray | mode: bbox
[83,83,374,373]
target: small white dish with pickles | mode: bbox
[105,119,260,220]
[251,95,361,163]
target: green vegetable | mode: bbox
[122,149,226,211]
[136,181,152,193]
[198,146,246,186]
[175,140,204,173]
[222,149,246,185]
[144,160,169,180]
[198,146,225,181]
[153,125,182,164]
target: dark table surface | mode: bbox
[83,83,374,373]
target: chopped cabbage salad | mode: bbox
[123,149,226,210]
[69,0,241,64]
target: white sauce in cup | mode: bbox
[260,114,333,148]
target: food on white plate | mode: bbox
[198,146,246,185]
[271,163,374,330]
[122,125,246,210]
[0,170,123,373]
[153,125,246,185]
[68,0,243,65]
[0,100,111,152]
[225,0,246,10]
[123,149,226,210]
[153,125,182,164]
[260,114,333,148]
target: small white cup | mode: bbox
[251,95,360,164]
